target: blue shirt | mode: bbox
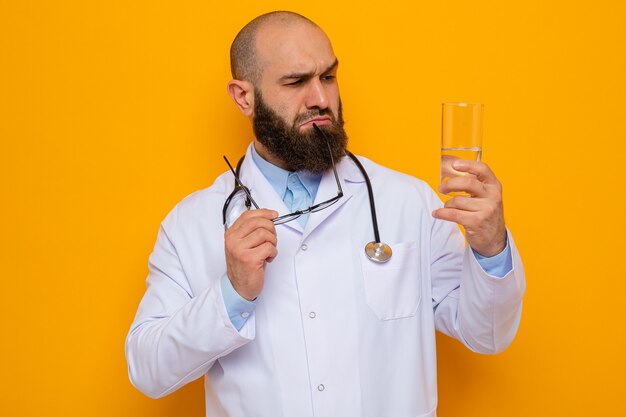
[249,144,322,227]
[221,145,513,330]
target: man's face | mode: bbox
[251,22,347,172]
[254,23,341,132]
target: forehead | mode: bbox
[255,23,336,78]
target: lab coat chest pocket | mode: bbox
[360,241,421,320]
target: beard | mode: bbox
[252,90,348,173]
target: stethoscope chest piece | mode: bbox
[365,241,392,263]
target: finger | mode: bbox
[239,228,278,250]
[449,159,499,185]
[441,155,462,179]
[260,241,278,263]
[236,242,278,266]
[439,176,489,198]
[237,208,278,223]
[431,207,476,226]
[226,226,277,259]
[229,210,278,237]
[443,195,485,212]
[434,202,503,230]
[232,217,277,239]
[227,233,278,264]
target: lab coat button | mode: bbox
[317,384,325,392]
[309,311,316,319]
[301,244,308,251]
[241,311,250,318]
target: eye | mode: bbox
[321,74,336,82]
[286,79,304,86]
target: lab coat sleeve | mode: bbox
[125,214,255,398]
[430,195,526,354]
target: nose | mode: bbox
[304,79,329,110]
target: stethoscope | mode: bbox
[224,127,393,263]
[344,151,393,263]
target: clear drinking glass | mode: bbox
[440,102,483,197]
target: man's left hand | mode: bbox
[432,159,507,257]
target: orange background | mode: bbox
[1,1,625,416]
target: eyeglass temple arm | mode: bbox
[223,155,260,209]
[312,124,343,197]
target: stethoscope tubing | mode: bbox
[345,151,382,245]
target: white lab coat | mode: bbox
[125,144,525,417]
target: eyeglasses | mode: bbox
[222,125,344,227]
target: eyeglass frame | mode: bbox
[222,127,344,227]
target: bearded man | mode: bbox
[126,11,525,417]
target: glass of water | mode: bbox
[440,102,483,197]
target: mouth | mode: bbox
[300,117,332,129]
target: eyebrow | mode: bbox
[279,58,339,82]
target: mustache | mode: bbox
[293,108,335,127]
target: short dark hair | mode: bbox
[230,11,319,84]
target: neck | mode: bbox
[253,140,290,171]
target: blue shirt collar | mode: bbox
[250,143,322,202]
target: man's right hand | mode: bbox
[224,209,278,301]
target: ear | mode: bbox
[227,79,255,117]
